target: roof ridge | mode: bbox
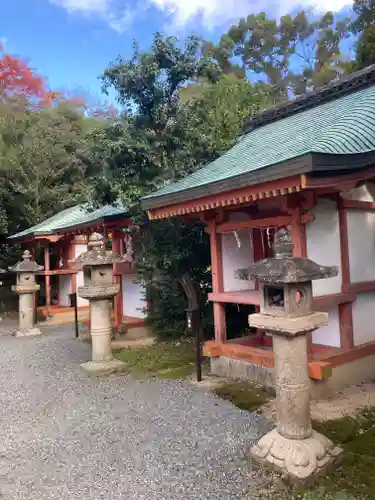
[242,64,375,135]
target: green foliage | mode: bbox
[2,7,368,334]
[356,24,375,69]
[0,99,93,267]
[85,33,273,338]
[203,11,352,98]
[352,0,375,69]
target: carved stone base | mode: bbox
[80,359,126,376]
[12,327,42,337]
[250,428,343,482]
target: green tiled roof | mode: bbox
[9,204,127,241]
[143,65,375,210]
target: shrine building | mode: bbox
[8,204,148,335]
[142,64,375,396]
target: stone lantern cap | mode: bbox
[71,233,126,267]
[8,250,44,273]
[235,228,338,283]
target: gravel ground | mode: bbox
[0,322,271,500]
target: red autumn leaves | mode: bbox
[0,43,59,106]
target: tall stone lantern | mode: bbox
[9,250,44,337]
[235,228,342,482]
[71,232,126,375]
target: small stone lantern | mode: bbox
[9,250,44,337]
[71,232,126,375]
[235,228,342,482]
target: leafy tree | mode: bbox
[84,33,273,337]
[353,0,375,68]
[0,43,58,106]
[0,100,92,266]
[203,11,351,99]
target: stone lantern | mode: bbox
[71,232,126,375]
[235,228,342,482]
[9,250,44,337]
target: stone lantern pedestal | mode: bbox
[235,229,343,483]
[71,233,126,375]
[9,250,43,337]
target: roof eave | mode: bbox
[143,150,375,218]
[54,212,130,235]
[142,154,314,211]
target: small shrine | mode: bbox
[71,233,126,374]
[142,64,375,395]
[237,228,342,481]
[8,204,149,338]
[9,250,44,337]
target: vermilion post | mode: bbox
[337,199,354,350]
[111,231,123,331]
[44,244,51,314]
[208,221,226,343]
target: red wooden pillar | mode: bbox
[291,208,307,258]
[29,244,37,315]
[112,230,123,331]
[69,240,77,295]
[291,208,313,355]
[208,221,226,343]
[337,199,354,350]
[44,244,51,313]
[253,228,266,341]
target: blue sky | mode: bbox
[1,0,353,106]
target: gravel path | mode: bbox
[0,323,271,499]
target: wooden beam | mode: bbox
[69,240,77,294]
[345,281,375,294]
[44,245,51,312]
[148,175,303,220]
[203,340,332,380]
[342,199,375,212]
[337,199,354,350]
[326,340,375,367]
[34,235,62,243]
[302,166,375,190]
[291,208,308,258]
[208,221,226,343]
[208,290,354,309]
[215,213,313,234]
[112,230,123,331]
[313,292,356,310]
[208,291,260,306]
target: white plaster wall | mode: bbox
[347,211,375,282]
[312,306,341,347]
[306,198,342,296]
[122,274,147,318]
[221,211,255,292]
[342,183,375,202]
[74,244,88,307]
[58,275,72,306]
[222,229,255,292]
[352,293,375,346]
[74,244,87,258]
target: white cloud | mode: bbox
[48,0,352,33]
[49,0,135,32]
[50,0,108,15]
[150,0,352,28]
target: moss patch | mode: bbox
[113,341,203,379]
[253,408,375,500]
[213,381,275,413]
[307,408,375,499]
